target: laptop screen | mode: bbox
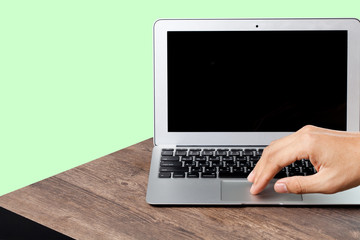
[167,31,348,132]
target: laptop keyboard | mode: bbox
[158,148,316,178]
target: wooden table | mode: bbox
[1,138,360,239]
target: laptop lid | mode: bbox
[154,18,360,146]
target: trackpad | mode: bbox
[221,180,302,203]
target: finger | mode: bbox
[247,131,301,183]
[250,139,310,195]
[274,172,326,194]
[247,170,255,182]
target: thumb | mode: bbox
[274,174,324,194]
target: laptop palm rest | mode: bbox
[221,181,303,202]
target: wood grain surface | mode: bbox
[1,138,360,240]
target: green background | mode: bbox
[1,0,359,196]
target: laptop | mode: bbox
[146,18,360,205]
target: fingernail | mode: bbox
[275,182,288,193]
[247,171,255,182]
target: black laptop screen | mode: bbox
[167,31,348,132]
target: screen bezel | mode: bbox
[154,19,360,146]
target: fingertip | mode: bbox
[249,175,272,195]
[250,183,261,195]
[250,184,257,195]
[274,182,288,193]
[247,171,255,182]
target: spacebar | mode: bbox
[219,172,248,178]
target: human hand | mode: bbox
[247,125,360,195]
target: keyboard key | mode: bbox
[201,172,217,178]
[161,156,179,161]
[219,167,231,173]
[215,151,227,156]
[196,159,207,164]
[243,149,254,156]
[183,160,195,166]
[293,161,301,167]
[187,173,199,178]
[195,156,206,161]
[236,161,246,167]
[204,167,216,173]
[160,161,182,167]
[159,167,188,172]
[158,172,171,178]
[229,151,240,156]
[175,151,187,156]
[209,156,220,161]
[161,151,174,156]
[190,167,202,172]
[233,167,245,173]
[173,172,185,178]
[198,161,209,167]
[225,161,236,167]
[210,160,221,166]
[236,156,247,161]
[203,149,215,151]
[182,157,193,161]
[202,151,214,156]
[189,151,200,156]
[162,148,174,151]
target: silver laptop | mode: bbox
[146,18,360,205]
